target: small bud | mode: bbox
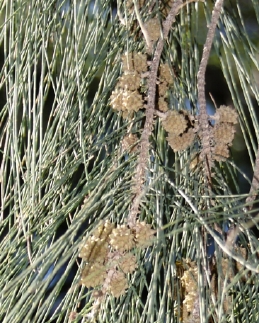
[213,143,230,161]
[118,253,138,274]
[108,270,128,297]
[132,221,156,249]
[162,111,187,135]
[213,123,235,145]
[167,129,195,152]
[109,225,135,252]
[81,263,106,288]
[215,105,238,124]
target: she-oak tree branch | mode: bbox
[197,0,225,183]
[128,0,205,227]
[128,0,184,227]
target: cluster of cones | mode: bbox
[160,105,238,161]
[79,220,155,298]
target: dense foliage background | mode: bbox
[1,0,259,322]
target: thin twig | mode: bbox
[127,0,183,228]
[197,0,225,180]
[133,0,152,53]
[26,236,34,267]
[166,176,259,273]
[195,3,225,319]
[117,1,126,26]
[246,150,259,210]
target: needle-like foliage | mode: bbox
[1,0,259,322]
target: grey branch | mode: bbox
[127,0,183,228]
[197,0,225,180]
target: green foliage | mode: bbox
[1,0,259,322]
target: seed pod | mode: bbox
[132,221,156,249]
[158,82,168,97]
[162,111,187,135]
[213,123,235,145]
[118,253,138,274]
[108,270,128,298]
[122,90,143,112]
[144,18,160,42]
[121,52,148,73]
[79,236,108,264]
[158,97,169,112]
[121,133,138,153]
[167,129,195,152]
[92,220,115,241]
[117,71,141,91]
[81,263,106,288]
[110,89,126,111]
[214,105,238,124]
[213,143,230,161]
[109,225,135,252]
[159,63,173,85]
[181,265,198,313]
